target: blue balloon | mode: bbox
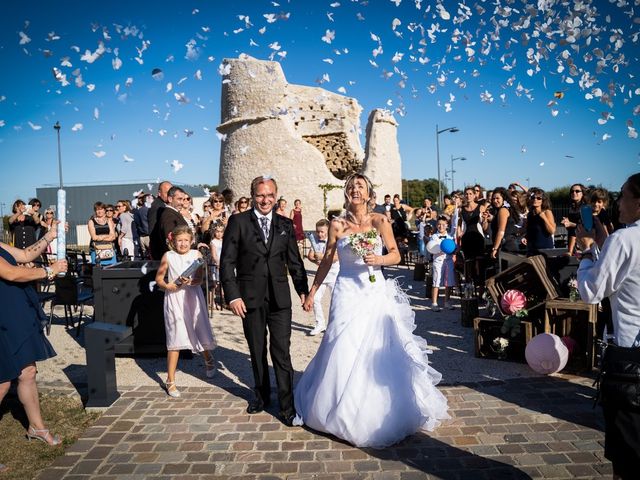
[440,238,456,254]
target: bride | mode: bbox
[295,174,450,448]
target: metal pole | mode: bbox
[53,122,66,262]
[54,122,63,188]
[450,155,455,192]
[436,124,441,208]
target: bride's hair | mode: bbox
[343,173,375,217]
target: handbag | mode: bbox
[94,241,114,260]
[596,342,640,411]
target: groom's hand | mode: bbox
[229,298,247,319]
[299,293,307,308]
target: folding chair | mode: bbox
[47,274,94,336]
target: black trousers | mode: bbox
[242,302,294,416]
[603,405,640,479]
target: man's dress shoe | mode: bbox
[247,399,269,414]
[281,412,297,427]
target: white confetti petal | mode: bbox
[93,151,106,158]
[171,159,184,172]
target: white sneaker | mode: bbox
[308,325,326,336]
[431,304,441,312]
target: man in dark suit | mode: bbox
[148,181,172,260]
[220,176,308,426]
[156,186,188,258]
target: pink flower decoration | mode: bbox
[500,289,526,314]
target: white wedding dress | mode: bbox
[294,235,450,448]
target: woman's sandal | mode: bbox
[26,426,62,446]
[165,381,181,398]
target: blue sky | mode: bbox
[1,0,638,213]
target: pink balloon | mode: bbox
[525,333,569,374]
[561,336,578,356]
[500,289,526,314]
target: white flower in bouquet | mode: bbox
[346,228,379,283]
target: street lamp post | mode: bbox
[450,155,466,192]
[435,125,459,208]
[53,122,66,262]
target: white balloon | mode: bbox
[525,333,569,374]
[426,239,441,254]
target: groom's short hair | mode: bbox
[250,176,278,197]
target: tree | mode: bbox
[400,179,448,207]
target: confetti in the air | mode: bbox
[171,159,184,172]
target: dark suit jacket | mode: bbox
[157,207,188,258]
[220,211,308,310]
[148,197,167,260]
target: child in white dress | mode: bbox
[429,217,457,312]
[307,219,339,336]
[209,222,225,310]
[155,225,217,398]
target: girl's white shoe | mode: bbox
[165,381,181,398]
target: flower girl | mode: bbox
[155,226,217,398]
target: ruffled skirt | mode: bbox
[294,274,450,448]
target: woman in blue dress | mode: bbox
[0,223,68,451]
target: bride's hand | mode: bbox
[303,294,314,312]
[364,252,378,266]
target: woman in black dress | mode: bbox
[88,202,117,265]
[8,199,39,249]
[0,224,67,447]
[457,187,488,293]
[524,188,556,256]
[489,187,520,258]
[560,183,587,255]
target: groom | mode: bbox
[220,176,308,426]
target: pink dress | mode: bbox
[163,250,216,352]
[292,209,304,241]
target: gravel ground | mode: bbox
[37,261,543,397]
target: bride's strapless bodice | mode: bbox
[336,235,383,281]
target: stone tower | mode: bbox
[217,56,402,229]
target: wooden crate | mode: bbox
[486,255,558,317]
[544,299,598,371]
[473,317,533,363]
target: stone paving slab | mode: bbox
[36,375,610,479]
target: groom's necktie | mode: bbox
[259,216,269,243]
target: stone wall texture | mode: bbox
[218,55,402,229]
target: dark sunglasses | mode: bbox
[106,209,114,212]
[571,189,582,194]
[532,196,543,200]
[213,200,223,203]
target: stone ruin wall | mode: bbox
[217,56,402,230]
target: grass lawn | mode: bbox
[0,393,99,480]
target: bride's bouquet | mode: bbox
[347,228,379,283]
